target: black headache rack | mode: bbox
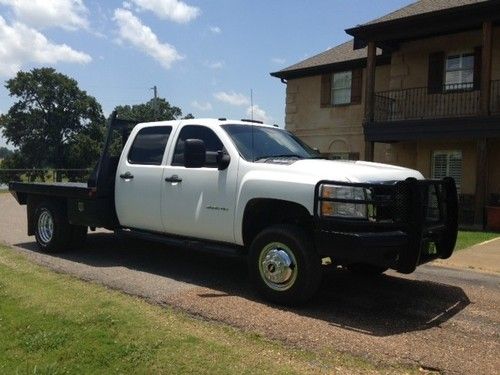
[314,177,458,274]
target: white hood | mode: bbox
[287,159,423,183]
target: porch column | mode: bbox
[364,41,376,161]
[480,20,493,115]
[474,138,488,226]
[474,21,493,226]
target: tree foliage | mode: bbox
[0,147,13,159]
[114,98,193,122]
[0,68,105,169]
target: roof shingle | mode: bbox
[362,0,488,26]
[271,40,382,78]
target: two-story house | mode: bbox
[271,0,500,226]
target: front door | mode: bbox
[115,125,173,232]
[161,124,237,243]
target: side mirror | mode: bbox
[184,139,206,168]
[216,150,231,170]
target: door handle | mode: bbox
[165,175,182,183]
[119,172,134,179]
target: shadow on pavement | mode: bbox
[16,232,470,337]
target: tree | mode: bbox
[0,68,105,170]
[0,146,13,159]
[114,98,193,122]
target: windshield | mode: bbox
[222,124,320,162]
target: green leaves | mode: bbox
[2,67,105,169]
[114,98,184,122]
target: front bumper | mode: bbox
[314,177,458,274]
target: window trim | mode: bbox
[431,150,462,193]
[444,51,474,92]
[331,70,353,106]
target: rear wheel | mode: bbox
[248,224,322,305]
[34,201,71,253]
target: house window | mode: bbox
[445,52,474,90]
[331,71,352,105]
[432,150,462,193]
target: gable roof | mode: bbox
[270,40,384,80]
[271,0,496,80]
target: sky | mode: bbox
[0,0,414,149]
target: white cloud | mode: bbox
[214,91,249,107]
[129,0,200,23]
[191,100,212,111]
[246,105,272,124]
[271,57,286,65]
[0,0,89,30]
[0,15,91,77]
[205,60,224,69]
[209,26,221,34]
[113,9,183,70]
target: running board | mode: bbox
[117,228,245,258]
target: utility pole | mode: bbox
[151,85,158,120]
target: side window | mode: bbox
[172,125,224,168]
[128,126,172,165]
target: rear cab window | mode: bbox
[128,126,172,165]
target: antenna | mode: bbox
[250,89,254,120]
[250,89,255,161]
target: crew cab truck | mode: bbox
[9,113,458,305]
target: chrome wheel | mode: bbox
[37,209,54,245]
[258,242,298,291]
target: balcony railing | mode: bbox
[374,81,500,122]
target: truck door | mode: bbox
[115,125,173,232]
[161,124,237,243]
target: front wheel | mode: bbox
[248,224,322,305]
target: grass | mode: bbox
[455,230,500,251]
[0,245,418,375]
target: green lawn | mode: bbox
[455,231,500,251]
[0,245,417,375]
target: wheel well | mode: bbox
[242,199,313,248]
[27,195,67,236]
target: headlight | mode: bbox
[319,184,371,219]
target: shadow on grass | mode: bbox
[16,232,470,337]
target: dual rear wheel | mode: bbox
[34,201,87,253]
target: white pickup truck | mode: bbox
[10,113,458,304]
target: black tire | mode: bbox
[248,224,322,305]
[34,201,72,253]
[347,263,388,276]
